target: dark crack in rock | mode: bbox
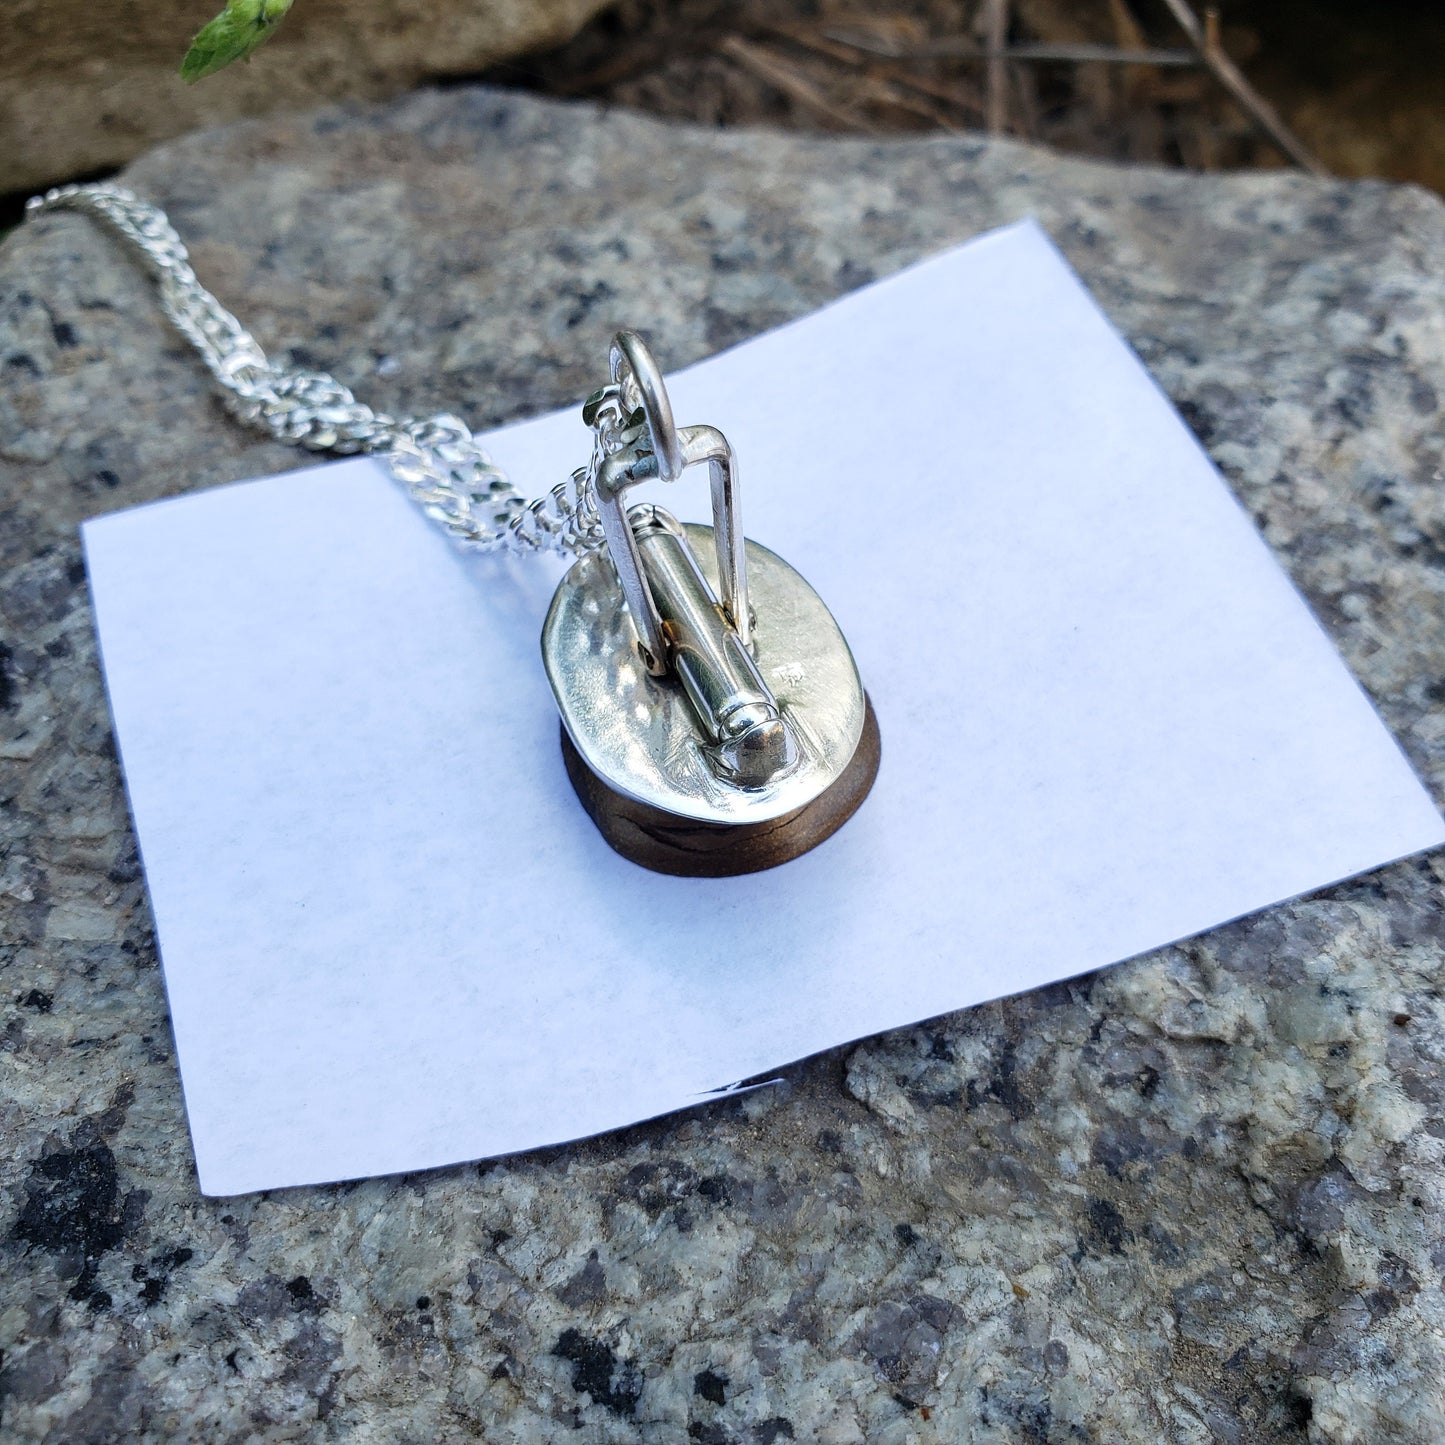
[2,86,1444,1443]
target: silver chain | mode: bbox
[25,182,610,557]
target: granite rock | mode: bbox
[3,88,1445,1443]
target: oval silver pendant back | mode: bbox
[543,522,867,827]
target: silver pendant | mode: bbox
[541,333,879,874]
[15,191,874,875]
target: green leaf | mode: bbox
[181,0,295,83]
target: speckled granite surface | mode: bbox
[3,89,1445,1443]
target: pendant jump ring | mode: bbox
[610,331,684,483]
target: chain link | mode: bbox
[26,182,607,557]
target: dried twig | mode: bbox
[1004,42,1195,66]
[857,62,985,121]
[1010,51,1042,140]
[824,30,1197,67]
[1158,0,1327,175]
[1107,0,1149,52]
[718,36,875,133]
[766,23,984,122]
[983,0,1010,134]
[857,76,966,132]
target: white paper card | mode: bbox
[83,220,1445,1195]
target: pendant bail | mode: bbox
[594,332,752,672]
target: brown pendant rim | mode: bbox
[561,695,882,877]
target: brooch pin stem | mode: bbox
[630,504,799,789]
